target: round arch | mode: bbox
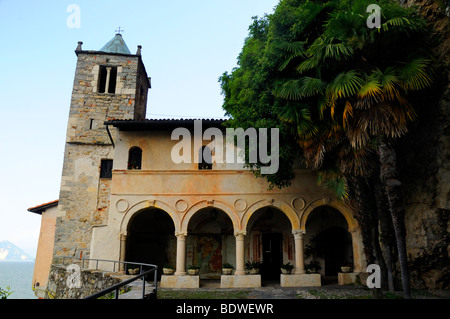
[123,205,177,279]
[300,199,366,273]
[180,200,239,234]
[241,199,300,233]
[119,199,181,234]
[300,199,358,232]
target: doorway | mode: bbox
[304,205,353,281]
[126,208,176,280]
[261,233,282,280]
[323,227,348,276]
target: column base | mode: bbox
[280,274,321,287]
[338,272,369,285]
[220,275,261,288]
[160,275,199,288]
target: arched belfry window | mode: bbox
[198,145,212,170]
[128,147,142,170]
[98,66,117,94]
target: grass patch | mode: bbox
[157,289,251,299]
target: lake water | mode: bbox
[0,261,36,299]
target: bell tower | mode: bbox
[67,33,150,145]
[53,34,151,261]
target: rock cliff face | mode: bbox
[399,0,449,290]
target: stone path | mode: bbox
[115,277,450,299]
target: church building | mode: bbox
[29,33,366,297]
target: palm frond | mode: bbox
[323,41,354,61]
[327,70,364,99]
[337,143,376,177]
[343,101,353,128]
[277,80,303,100]
[317,170,349,200]
[299,77,327,97]
[277,77,326,100]
[376,67,402,101]
[296,56,320,74]
[278,41,307,56]
[277,41,307,71]
[397,57,433,91]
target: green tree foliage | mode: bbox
[0,286,13,299]
[220,0,434,298]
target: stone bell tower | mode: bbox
[53,33,151,262]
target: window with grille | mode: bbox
[100,159,113,179]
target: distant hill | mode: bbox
[0,241,34,261]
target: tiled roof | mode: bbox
[99,34,132,55]
[28,200,59,214]
[105,118,228,131]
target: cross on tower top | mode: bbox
[115,27,124,35]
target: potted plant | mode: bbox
[340,263,352,273]
[222,263,234,275]
[187,265,200,275]
[163,265,175,275]
[281,262,294,274]
[127,264,140,275]
[245,261,262,274]
[305,260,321,274]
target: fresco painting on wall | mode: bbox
[193,235,222,278]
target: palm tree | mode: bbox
[276,1,433,298]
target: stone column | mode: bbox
[175,232,187,276]
[105,67,111,93]
[235,232,246,275]
[119,233,127,273]
[293,230,306,274]
[349,228,363,272]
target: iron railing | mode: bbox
[60,257,158,299]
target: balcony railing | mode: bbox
[60,257,158,299]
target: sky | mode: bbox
[0,0,280,257]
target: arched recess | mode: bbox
[120,199,181,234]
[124,207,176,280]
[180,200,239,234]
[300,200,365,277]
[241,199,300,233]
[245,206,294,281]
[186,207,234,279]
[300,199,358,232]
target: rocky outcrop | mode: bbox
[45,265,122,299]
[398,0,449,290]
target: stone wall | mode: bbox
[54,48,149,263]
[45,265,122,299]
[54,144,114,261]
[399,0,449,290]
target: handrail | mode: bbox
[59,257,158,299]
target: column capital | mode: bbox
[234,231,246,238]
[119,232,127,241]
[292,229,306,237]
[175,231,187,238]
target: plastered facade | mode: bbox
[49,36,366,290]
